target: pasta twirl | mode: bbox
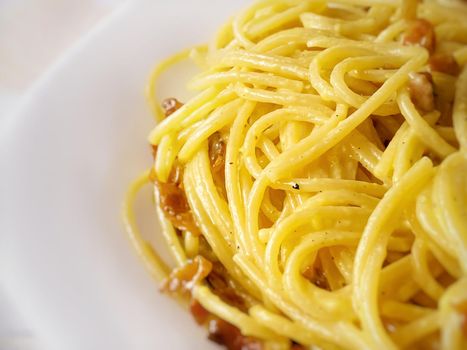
[124,1,467,349]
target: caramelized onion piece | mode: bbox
[429,53,460,76]
[402,19,436,54]
[208,319,262,350]
[161,256,212,295]
[209,132,226,174]
[408,72,435,112]
[162,97,183,117]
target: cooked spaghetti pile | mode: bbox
[124,0,467,349]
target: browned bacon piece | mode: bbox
[161,97,183,117]
[291,342,307,350]
[408,72,435,112]
[154,164,201,236]
[208,319,262,350]
[186,262,262,349]
[207,262,248,313]
[302,265,330,291]
[162,256,263,349]
[209,132,226,174]
[152,98,202,236]
[190,299,211,325]
[429,53,460,76]
[402,19,436,54]
[160,255,213,295]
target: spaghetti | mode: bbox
[124,0,467,349]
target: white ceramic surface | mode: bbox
[0,1,250,349]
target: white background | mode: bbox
[0,1,125,348]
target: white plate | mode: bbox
[0,1,250,349]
